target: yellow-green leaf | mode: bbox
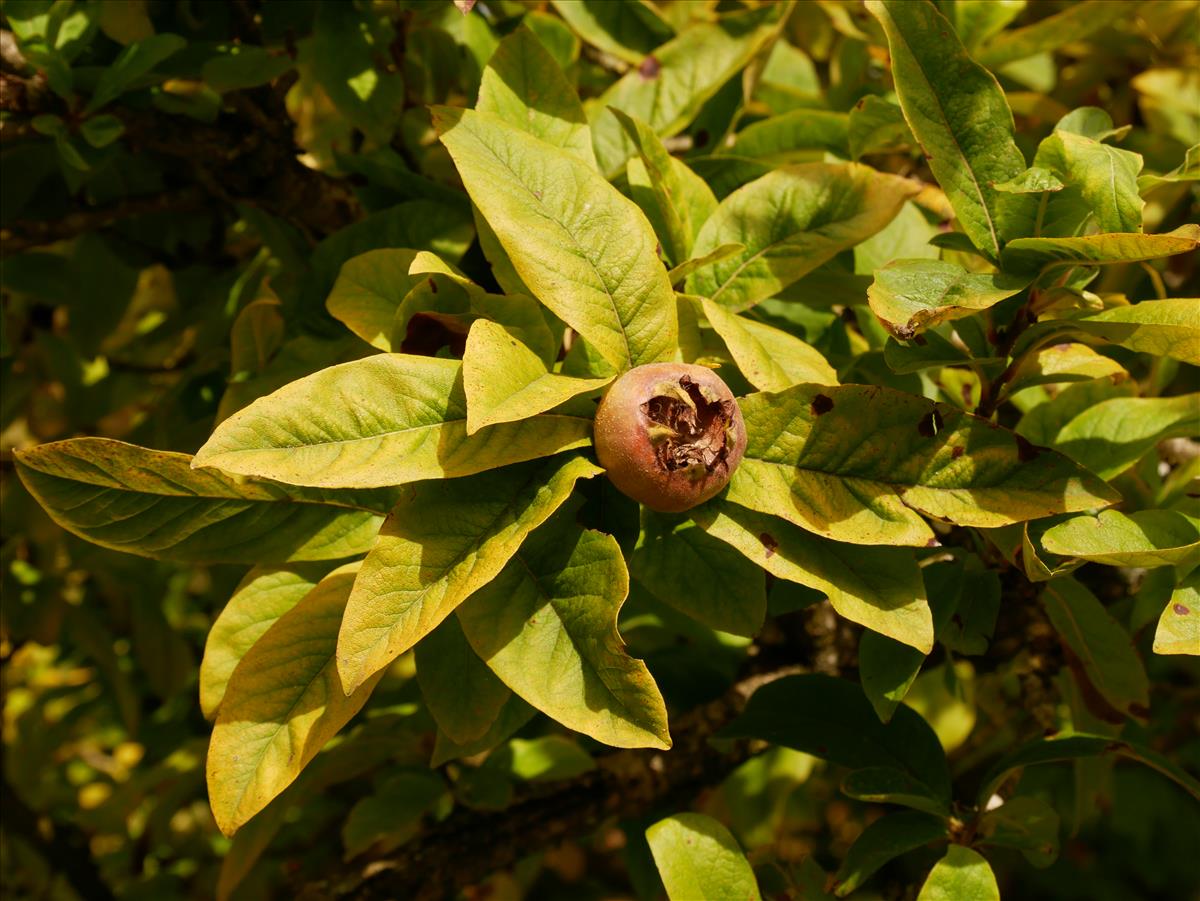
[916,845,999,901]
[867,259,1029,339]
[200,564,333,718]
[415,616,512,745]
[207,564,383,836]
[686,163,920,311]
[463,319,611,435]
[612,108,695,265]
[1042,577,1150,720]
[646,813,762,901]
[1041,509,1200,569]
[1000,224,1200,274]
[1153,572,1200,656]
[867,0,1025,261]
[695,502,932,652]
[434,106,677,370]
[477,26,596,168]
[192,355,592,489]
[976,1,1130,68]
[1003,343,1129,398]
[728,383,1118,547]
[16,438,388,564]
[336,455,600,694]
[588,4,785,177]
[700,296,838,390]
[457,514,670,749]
[326,249,423,351]
[1051,299,1200,366]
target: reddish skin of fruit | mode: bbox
[593,363,747,513]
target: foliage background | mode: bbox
[1,1,1198,900]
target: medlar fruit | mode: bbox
[593,363,747,513]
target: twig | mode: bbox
[297,666,803,901]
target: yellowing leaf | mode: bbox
[15,438,388,564]
[337,455,601,694]
[192,354,592,489]
[699,296,838,390]
[477,26,596,169]
[696,503,933,652]
[434,106,677,370]
[207,564,383,836]
[1153,572,1200,656]
[728,383,1118,547]
[200,564,333,718]
[463,319,611,435]
[415,616,512,745]
[686,163,919,312]
[1000,224,1200,274]
[326,249,423,351]
[457,515,670,749]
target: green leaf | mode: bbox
[550,0,673,65]
[977,796,1061,869]
[1032,131,1144,236]
[976,1,1130,68]
[1042,578,1150,721]
[992,167,1065,194]
[415,615,513,745]
[192,355,593,489]
[493,735,596,782]
[85,33,185,113]
[613,108,697,265]
[848,95,915,160]
[867,0,1024,260]
[726,110,850,162]
[630,511,767,637]
[463,320,611,435]
[727,383,1118,547]
[306,3,404,143]
[78,113,125,148]
[695,503,932,652]
[685,163,920,312]
[840,768,952,817]
[207,564,383,836]
[326,249,423,351]
[342,771,449,860]
[867,259,1029,339]
[434,106,677,371]
[1023,392,1200,481]
[477,26,597,169]
[431,694,536,766]
[457,514,670,749]
[833,810,949,896]
[1041,510,1200,568]
[699,297,838,390]
[15,438,388,564]
[1000,224,1200,274]
[1153,571,1199,656]
[916,845,999,901]
[978,733,1200,804]
[200,564,334,719]
[1014,378,1137,448]
[202,46,293,92]
[588,5,784,177]
[646,813,761,901]
[337,454,601,694]
[721,673,951,799]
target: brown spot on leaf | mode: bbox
[1174,604,1190,615]
[428,277,438,293]
[811,393,834,416]
[694,128,709,148]
[952,445,965,459]
[917,409,944,437]
[1015,434,1041,462]
[759,533,778,557]
[639,55,660,79]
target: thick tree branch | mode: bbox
[297,666,803,901]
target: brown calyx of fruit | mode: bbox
[642,376,737,479]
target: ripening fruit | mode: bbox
[593,363,747,513]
